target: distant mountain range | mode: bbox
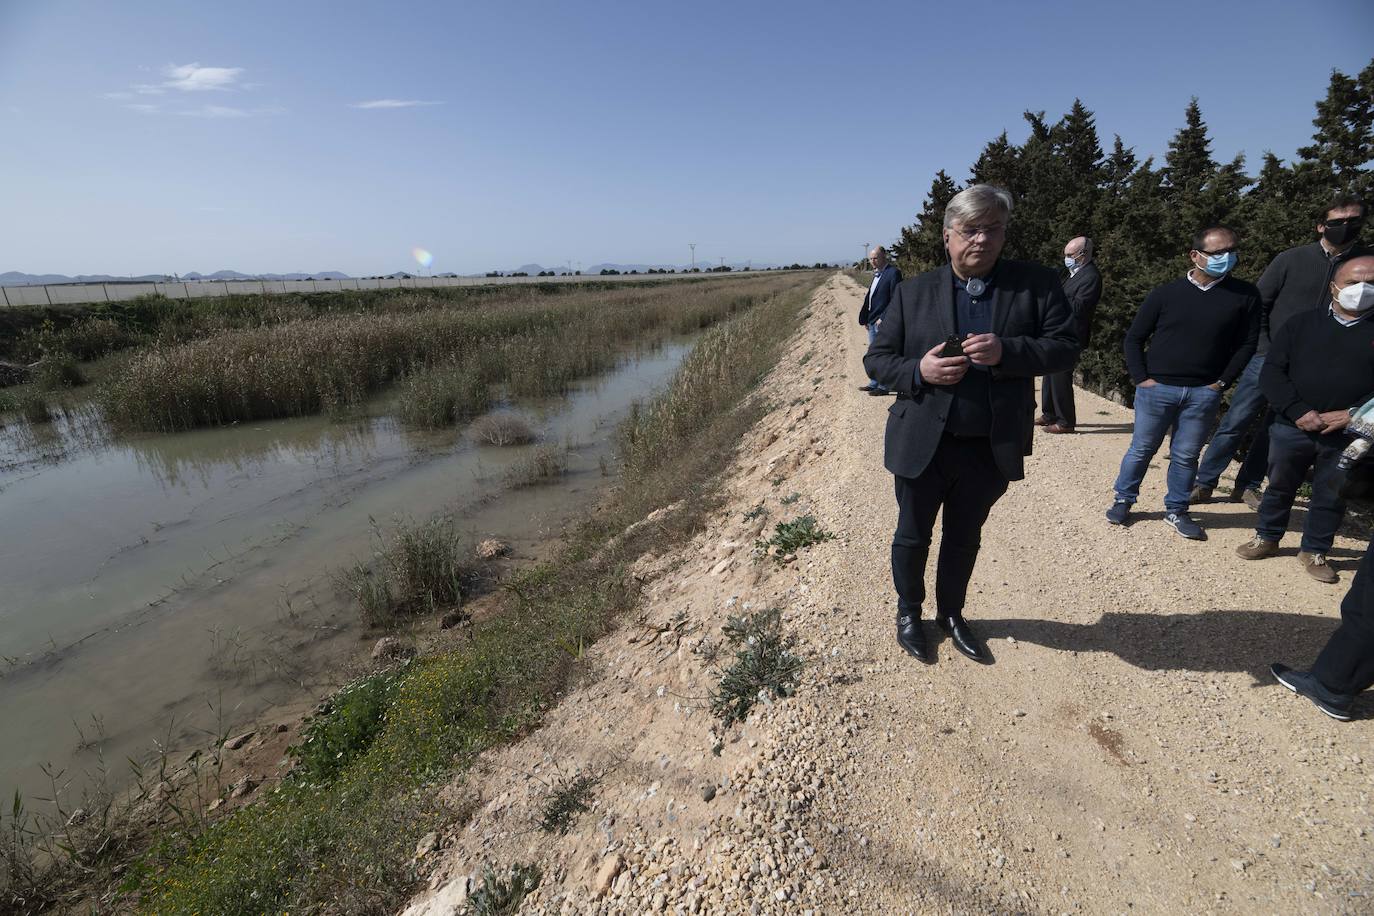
[1,260,828,287]
[0,270,352,286]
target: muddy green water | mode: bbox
[0,339,693,804]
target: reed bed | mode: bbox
[85,271,823,913]
[102,277,788,432]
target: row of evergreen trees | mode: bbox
[888,59,1374,398]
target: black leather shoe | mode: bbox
[936,614,986,662]
[896,614,932,663]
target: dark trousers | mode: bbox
[1313,538,1374,699]
[1039,371,1076,428]
[1256,422,1349,553]
[892,434,1009,619]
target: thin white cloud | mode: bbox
[177,104,284,118]
[125,103,161,114]
[181,105,248,118]
[162,63,244,92]
[350,99,444,109]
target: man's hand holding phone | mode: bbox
[921,337,970,386]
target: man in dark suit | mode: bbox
[1037,236,1102,433]
[864,184,1079,663]
[858,246,902,395]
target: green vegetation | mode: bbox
[537,772,597,835]
[468,863,542,916]
[104,272,819,913]
[890,58,1374,399]
[755,514,835,561]
[288,666,410,785]
[710,608,804,727]
[342,518,468,629]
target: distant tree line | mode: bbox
[888,59,1374,399]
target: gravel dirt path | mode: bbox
[403,273,1372,915]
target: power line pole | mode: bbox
[689,243,696,272]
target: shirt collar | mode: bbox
[1186,270,1222,291]
[1330,303,1370,327]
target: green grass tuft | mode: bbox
[710,608,803,727]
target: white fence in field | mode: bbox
[0,270,790,308]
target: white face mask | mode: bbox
[1335,281,1374,313]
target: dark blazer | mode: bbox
[1063,261,1103,347]
[863,260,1079,482]
[858,264,902,325]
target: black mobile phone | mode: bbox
[940,334,965,358]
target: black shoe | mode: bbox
[867,387,890,397]
[858,383,876,392]
[936,614,986,662]
[1270,663,1354,721]
[896,613,932,663]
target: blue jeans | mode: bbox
[866,323,887,391]
[1196,353,1269,492]
[1113,382,1223,513]
[1256,422,1349,553]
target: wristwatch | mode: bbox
[1214,380,1229,391]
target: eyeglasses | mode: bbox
[1198,246,1239,257]
[949,224,1006,242]
[1323,217,1364,227]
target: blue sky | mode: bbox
[1,0,1370,277]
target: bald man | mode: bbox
[1237,255,1374,584]
[859,246,902,395]
[1037,236,1102,432]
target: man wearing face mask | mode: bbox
[1234,255,1374,583]
[1193,196,1370,509]
[1106,225,1260,539]
[865,184,1078,664]
[1037,236,1103,433]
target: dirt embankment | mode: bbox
[401,274,1372,915]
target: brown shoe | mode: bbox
[1298,551,1339,584]
[1236,537,1279,560]
[1034,415,1054,426]
[1044,423,1074,434]
[1240,488,1263,511]
[1190,485,1213,503]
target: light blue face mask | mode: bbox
[1202,251,1237,277]
[1064,257,1077,270]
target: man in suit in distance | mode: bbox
[859,246,903,396]
[864,184,1080,664]
[1037,236,1103,433]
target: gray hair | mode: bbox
[943,184,1014,229]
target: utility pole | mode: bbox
[689,243,696,272]
[719,256,725,271]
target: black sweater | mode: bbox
[1257,241,1371,354]
[1260,309,1374,427]
[1124,275,1261,387]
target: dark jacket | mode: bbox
[1257,240,1371,354]
[863,261,1079,482]
[1063,261,1103,347]
[858,264,902,326]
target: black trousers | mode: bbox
[1040,371,1076,428]
[892,434,1009,619]
[1313,538,1374,699]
